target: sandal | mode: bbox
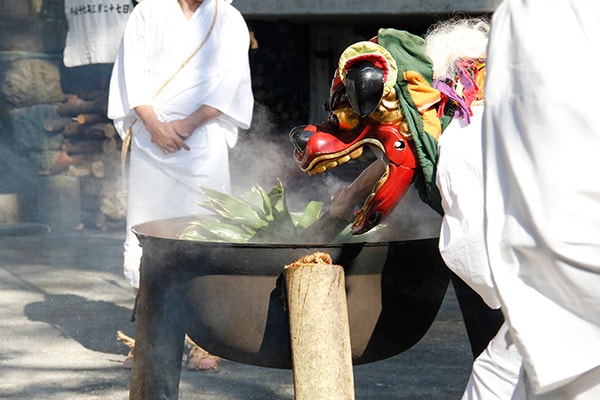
[116,331,219,372]
[185,336,219,372]
[116,330,135,369]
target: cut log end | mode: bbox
[284,252,332,269]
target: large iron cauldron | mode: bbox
[129,215,449,399]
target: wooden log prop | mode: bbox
[66,164,91,177]
[38,146,87,176]
[100,190,127,221]
[64,139,105,154]
[74,113,107,125]
[62,121,82,136]
[34,89,126,231]
[43,117,73,133]
[104,123,117,139]
[284,252,355,400]
[57,94,107,117]
[90,160,105,178]
[79,89,109,102]
[81,123,113,140]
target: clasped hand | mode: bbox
[148,118,193,154]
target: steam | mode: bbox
[230,102,349,211]
[229,102,441,243]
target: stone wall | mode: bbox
[0,0,124,231]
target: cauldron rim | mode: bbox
[132,215,439,248]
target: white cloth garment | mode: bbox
[436,105,501,310]
[463,322,526,400]
[122,122,234,287]
[436,101,524,400]
[107,0,254,288]
[483,0,600,397]
[63,0,133,66]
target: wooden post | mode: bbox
[284,252,355,400]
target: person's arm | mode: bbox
[169,105,222,141]
[134,105,189,154]
[134,104,221,154]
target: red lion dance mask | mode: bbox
[290,29,485,234]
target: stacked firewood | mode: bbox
[42,89,127,231]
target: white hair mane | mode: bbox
[425,17,490,81]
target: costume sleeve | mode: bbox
[202,7,254,129]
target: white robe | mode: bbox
[483,0,600,396]
[437,105,501,310]
[107,0,254,287]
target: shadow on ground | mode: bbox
[25,293,135,355]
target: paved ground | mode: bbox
[0,225,473,400]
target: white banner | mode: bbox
[63,0,133,67]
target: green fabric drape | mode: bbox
[377,28,444,215]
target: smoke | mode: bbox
[230,102,348,212]
[373,186,442,242]
[229,101,442,243]
[230,102,294,193]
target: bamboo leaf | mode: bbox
[240,190,264,211]
[297,201,324,229]
[180,217,255,242]
[267,180,297,239]
[255,185,274,220]
[182,182,358,244]
[267,181,285,212]
[198,187,268,228]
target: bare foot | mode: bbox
[186,336,219,372]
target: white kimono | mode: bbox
[482,0,600,397]
[437,105,501,310]
[107,0,254,287]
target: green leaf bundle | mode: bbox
[180,181,328,243]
